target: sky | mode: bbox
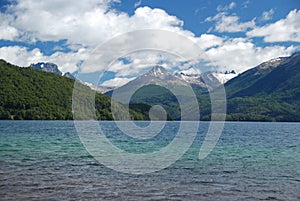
[0,0,299,87]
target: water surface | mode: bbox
[0,121,299,200]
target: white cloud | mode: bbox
[242,0,250,8]
[247,9,300,42]
[206,12,256,33]
[0,26,19,40]
[4,2,184,47]
[134,0,142,8]
[0,13,19,40]
[216,2,236,12]
[0,46,89,73]
[0,0,299,88]
[108,51,184,77]
[261,9,274,21]
[0,46,44,66]
[0,1,193,77]
[196,34,224,49]
[205,38,296,73]
[101,77,135,87]
[45,48,90,73]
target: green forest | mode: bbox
[0,59,148,120]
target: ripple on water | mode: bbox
[0,121,299,200]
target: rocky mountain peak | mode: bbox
[30,62,62,76]
[148,65,169,76]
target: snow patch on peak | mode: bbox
[270,58,282,62]
[175,70,237,85]
[258,57,284,69]
[148,65,169,77]
[211,72,237,84]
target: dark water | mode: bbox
[0,121,299,200]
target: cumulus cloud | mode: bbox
[0,46,89,73]
[205,38,296,73]
[196,34,224,49]
[0,46,44,66]
[0,26,19,40]
[247,9,300,42]
[0,13,19,40]
[4,1,184,47]
[0,0,194,77]
[205,12,256,33]
[0,0,298,88]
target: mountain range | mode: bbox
[0,52,299,121]
[106,52,300,121]
[29,61,237,94]
[107,65,237,97]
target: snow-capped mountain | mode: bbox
[234,55,295,82]
[175,70,236,85]
[252,57,288,76]
[105,65,189,101]
[106,65,237,100]
[174,69,237,91]
[210,71,238,84]
[138,65,187,85]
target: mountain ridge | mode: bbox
[107,52,300,121]
[108,65,237,96]
[1,51,299,121]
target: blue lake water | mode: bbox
[0,121,299,200]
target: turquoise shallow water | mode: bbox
[0,121,299,200]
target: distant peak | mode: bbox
[31,62,57,67]
[147,65,169,76]
[151,65,167,72]
[30,62,59,69]
[30,62,62,76]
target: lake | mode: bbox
[0,121,299,200]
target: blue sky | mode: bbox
[0,0,299,87]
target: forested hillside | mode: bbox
[0,60,146,120]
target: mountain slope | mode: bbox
[0,60,147,120]
[228,52,300,98]
[106,66,190,120]
[225,55,291,97]
[106,66,212,120]
[225,52,300,121]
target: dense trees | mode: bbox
[0,60,147,120]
